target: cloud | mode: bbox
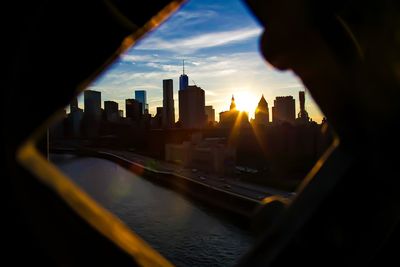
[87,56,323,121]
[204,89,217,96]
[135,27,262,53]
[119,54,171,64]
[101,71,164,85]
[155,9,218,33]
[91,50,305,116]
[95,51,297,95]
[120,54,152,63]
[174,10,217,20]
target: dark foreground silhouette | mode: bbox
[3,0,400,266]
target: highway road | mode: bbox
[101,149,294,202]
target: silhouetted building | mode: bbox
[165,133,236,174]
[69,109,83,137]
[118,110,123,117]
[125,99,142,122]
[162,79,175,128]
[272,96,295,124]
[205,105,215,123]
[70,96,79,113]
[135,90,147,114]
[254,95,270,125]
[151,106,163,129]
[179,60,189,90]
[230,95,236,110]
[296,91,310,124]
[82,90,101,137]
[104,101,119,122]
[179,85,206,129]
[219,95,249,128]
[156,107,163,117]
[84,90,101,119]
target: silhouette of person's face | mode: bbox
[249,0,361,137]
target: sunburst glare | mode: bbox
[232,91,259,117]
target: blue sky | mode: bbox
[83,0,323,122]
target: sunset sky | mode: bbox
[82,0,324,122]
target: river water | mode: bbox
[50,154,253,267]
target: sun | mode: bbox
[233,91,258,116]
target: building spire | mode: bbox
[298,91,309,122]
[230,95,236,110]
[183,59,185,74]
[257,94,268,112]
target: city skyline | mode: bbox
[77,87,314,126]
[77,0,323,122]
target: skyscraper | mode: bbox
[179,85,206,129]
[162,79,175,128]
[179,60,189,90]
[151,107,163,129]
[126,99,142,122]
[205,105,215,123]
[135,90,147,114]
[104,101,119,122]
[272,96,296,124]
[297,91,310,123]
[83,90,101,137]
[67,108,83,136]
[254,95,269,125]
[84,90,101,119]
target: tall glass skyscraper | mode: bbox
[179,60,189,90]
[135,90,147,114]
[179,74,188,90]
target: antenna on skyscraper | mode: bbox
[183,59,185,75]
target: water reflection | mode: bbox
[51,154,253,267]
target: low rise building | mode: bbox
[165,133,236,174]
